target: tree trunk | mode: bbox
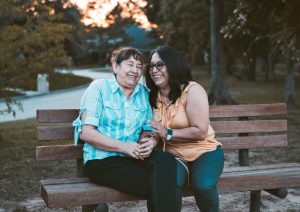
[247,50,256,81]
[265,16,276,82]
[266,54,276,82]
[209,0,234,105]
[256,57,266,74]
[285,51,296,105]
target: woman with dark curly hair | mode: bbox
[145,45,224,212]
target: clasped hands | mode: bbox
[124,136,157,160]
[123,121,167,160]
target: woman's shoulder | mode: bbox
[84,79,109,95]
[181,81,208,102]
[89,79,106,86]
[183,81,205,93]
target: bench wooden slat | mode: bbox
[40,163,300,207]
[220,134,287,149]
[37,109,79,123]
[36,103,287,124]
[211,120,287,134]
[36,134,287,161]
[36,126,73,141]
[36,120,287,141]
[209,103,287,117]
[36,144,83,161]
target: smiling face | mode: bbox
[149,52,170,89]
[113,56,143,90]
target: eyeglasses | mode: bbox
[148,62,166,71]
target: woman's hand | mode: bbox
[148,121,167,139]
[121,142,144,160]
[139,137,157,158]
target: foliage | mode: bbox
[0,0,73,114]
[222,0,300,103]
[144,0,236,65]
[157,0,210,64]
[222,0,300,64]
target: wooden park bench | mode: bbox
[36,103,300,212]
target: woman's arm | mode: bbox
[150,84,209,142]
[80,111,143,159]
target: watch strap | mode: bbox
[166,128,173,141]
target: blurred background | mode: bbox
[1,0,300,117]
[0,0,300,211]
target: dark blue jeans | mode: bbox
[176,146,224,212]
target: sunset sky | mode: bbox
[66,0,157,30]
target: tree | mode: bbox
[143,0,235,104]
[0,0,73,114]
[156,0,210,64]
[223,0,300,104]
[221,0,276,81]
[95,5,134,65]
[209,0,234,104]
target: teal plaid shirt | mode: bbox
[73,78,153,164]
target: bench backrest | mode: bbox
[36,103,287,162]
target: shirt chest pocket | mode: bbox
[133,104,147,127]
[103,101,122,126]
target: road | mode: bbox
[0,69,115,122]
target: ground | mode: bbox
[0,69,300,211]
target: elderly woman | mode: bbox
[73,47,177,212]
[145,45,224,212]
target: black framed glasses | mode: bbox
[148,62,166,71]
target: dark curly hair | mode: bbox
[145,45,193,109]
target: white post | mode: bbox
[37,74,49,93]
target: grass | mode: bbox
[192,65,300,105]
[49,72,92,91]
[0,68,300,210]
[0,73,92,98]
[0,119,76,202]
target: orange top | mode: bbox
[153,81,222,161]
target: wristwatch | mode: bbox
[166,128,173,141]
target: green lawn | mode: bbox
[0,72,92,98]
[192,65,300,105]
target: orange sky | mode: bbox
[66,0,157,30]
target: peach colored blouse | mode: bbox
[153,81,222,161]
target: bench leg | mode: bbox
[82,205,96,212]
[95,203,109,212]
[238,149,249,166]
[250,190,261,212]
[265,188,288,199]
[82,204,109,212]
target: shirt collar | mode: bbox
[131,82,141,97]
[110,77,120,93]
[110,77,141,97]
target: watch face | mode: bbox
[167,128,173,136]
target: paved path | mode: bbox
[0,69,116,123]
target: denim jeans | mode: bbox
[176,146,224,212]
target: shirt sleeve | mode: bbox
[72,80,103,144]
